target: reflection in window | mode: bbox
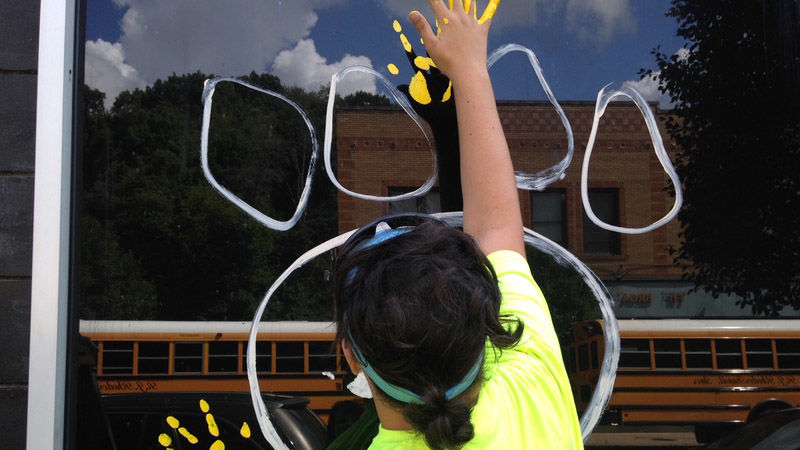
[137,342,169,374]
[275,342,305,373]
[209,341,238,373]
[715,339,743,370]
[102,341,134,374]
[388,187,441,214]
[174,342,203,373]
[684,339,712,369]
[745,339,774,369]
[582,189,621,254]
[531,189,567,247]
[619,339,650,369]
[653,339,681,370]
[308,341,337,372]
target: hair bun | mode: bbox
[405,386,475,449]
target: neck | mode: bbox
[373,393,413,431]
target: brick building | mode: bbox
[334,101,771,318]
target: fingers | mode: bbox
[409,10,437,48]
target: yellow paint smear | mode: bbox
[210,440,225,450]
[240,422,251,438]
[178,427,198,444]
[206,413,220,437]
[166,416,179,429]
[393,20,402,33]
[400,33,412,53]
[158,433,172,447]
[199,399,210,413]
[442,81,453,102]
[414,56,434,71]
[409,71,432,105]
[387,63,399,75]
[479,0,499,24]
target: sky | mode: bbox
[84,0,685,109]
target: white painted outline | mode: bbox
[323,65,438,202]
[488,44,575,191]
[246,212,619,444]
[581,84,683,234]
[200,77,319,231]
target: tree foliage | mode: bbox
[644,0,800,314]
[80,73,386,321]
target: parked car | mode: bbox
[100,392,327,450]
[699,408,800,450]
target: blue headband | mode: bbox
[348,332,485,405]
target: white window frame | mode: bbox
[28,0,78,448]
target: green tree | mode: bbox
[80,73,341,321]
[644,0,800,314]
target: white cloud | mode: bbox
[622,48,689,109]
[378,0,632,43]
[272,39,377,95]
[85,39,147,108]
[566,0,635,44]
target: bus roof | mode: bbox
[79,320,337,335]
[617,319,800,333]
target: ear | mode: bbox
[340,339,362,373]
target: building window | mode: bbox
[387,187,441,214]
[582,189,621,254]
[530,189,567,247]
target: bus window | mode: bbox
[684,339,712,369]
[103,341,134,374]
[137,342,169,374]
[248,341,272,373]
[590,341,599,370]
[745,339,774,369]
[619,339,650,369]
[308,341,337,372]
[209,341,238,373]
[578,344,589,371]
[715,339,744,369]
[653,339,681,370]
[776,339,800,369]
[276,342,305,373]
[174,342,203,373]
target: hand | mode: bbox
[409,0,494,86]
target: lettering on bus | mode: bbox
[99,379,159,393]
[692,375,798,387]
[620,293,652,307]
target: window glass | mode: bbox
[174,342,204,373]
[275,342,305,373]
[102,341,134,374]
[619,339,651,369]
[137,342,170,374]
[582,189,621,254]
[531,190,567,247]
[684,339,712,369]
[653,339,682,370]
[745,339,774,369]
[209,341,239,373]
[715,339,744,370]
[776,339,800,369]
[308,341,337,373]
[388,187,441,214]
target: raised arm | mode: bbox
[410,1,525,256]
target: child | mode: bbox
[333,1,583,448]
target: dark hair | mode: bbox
[334,220,523,449]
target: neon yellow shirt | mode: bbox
[369,250,583,449]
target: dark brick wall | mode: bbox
[0,0,39,447]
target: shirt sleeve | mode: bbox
[486,250,561,355]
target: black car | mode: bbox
[699,408,800,450]
[100,392,327,450]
